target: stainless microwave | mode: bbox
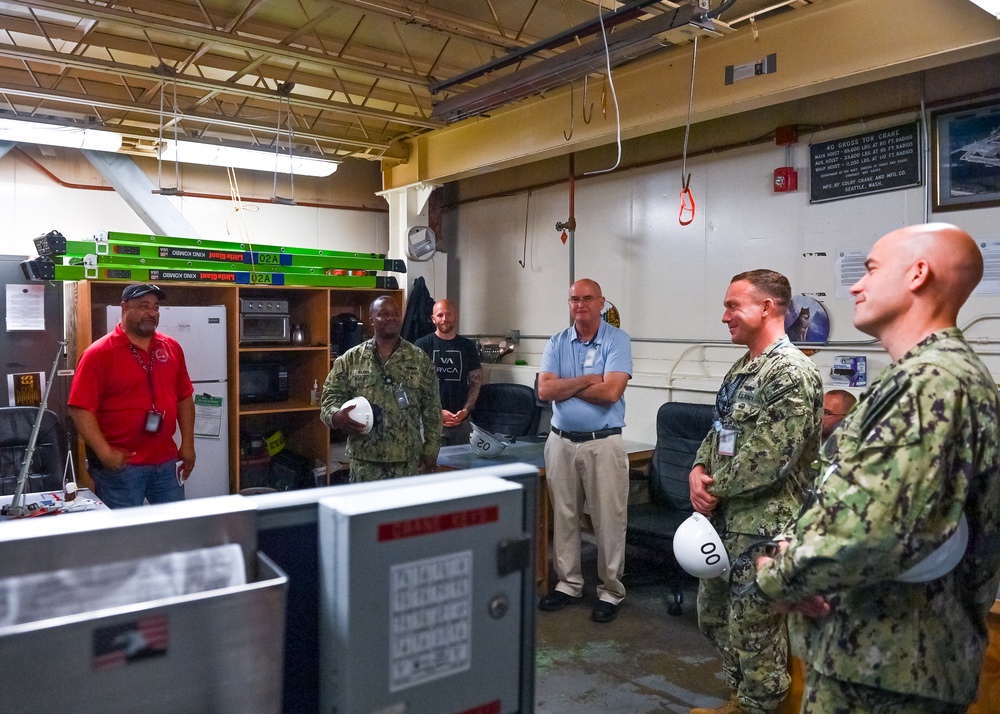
[240,298,291,344]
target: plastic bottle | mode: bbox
[311,379,320,406]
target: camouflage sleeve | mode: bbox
[757,378,968,601]
[319,356,351,427]
[709,364,821,498]
[419,352,443,460]
[694,430,715,470]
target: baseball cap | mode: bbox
[121,283,166,302]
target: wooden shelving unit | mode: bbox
[69,280,401,493]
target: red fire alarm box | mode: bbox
[774,167,798,192]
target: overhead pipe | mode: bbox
[429,0,664,93]
[12,148,388,213]
[554,153,577,294]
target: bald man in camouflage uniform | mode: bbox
[321,295,441,482]
[689,270,823,714]
[756,223,1000,713]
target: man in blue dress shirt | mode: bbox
[536,279,633,623]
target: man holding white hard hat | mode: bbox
[755,224,1000,713]
[321,296,441,482]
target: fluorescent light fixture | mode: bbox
[967,0,1000,17]
[160,139,338,177]
[0,118,122,151]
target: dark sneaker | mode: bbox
[538,590,582,611]
[591,600,619,623]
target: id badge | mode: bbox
[395,386,410,409]
[718,428,737,456]
[144,410,164,434]
[584,346,598,368]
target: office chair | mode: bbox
[0,406,67,495]
[626,401,715,615]
[470,383,542,438]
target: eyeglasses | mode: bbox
[823,410,846,418]
[568,296,600,304]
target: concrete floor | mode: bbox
[535,539,730,714]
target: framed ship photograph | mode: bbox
[932,100,1000,212]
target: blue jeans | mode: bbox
[90,460,185,509]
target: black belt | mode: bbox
[551,426,622,443]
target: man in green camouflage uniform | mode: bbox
[321,295,441,482]
[756,223,1000,713]
[689,270,823,714]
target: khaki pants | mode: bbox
[544,432,628,604]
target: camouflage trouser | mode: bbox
[697,532,789,714]
[801,668,966,714]
[349,458,419,483]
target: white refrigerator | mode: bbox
[107,304,229,499]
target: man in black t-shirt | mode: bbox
[415,299,482,446]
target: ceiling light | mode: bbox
[967,0,1000,17]
[160,140,338,177]
[0,118,122,151]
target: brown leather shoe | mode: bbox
[689,698,744,714]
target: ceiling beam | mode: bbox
[0,15,435,111]
[383,0,1000,188]
[329,0,528,52]
[18,0,432,88]
[0,44,444,129]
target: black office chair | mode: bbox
[0,407,67,495]
[626,401,715,615]
[470,383,542,438]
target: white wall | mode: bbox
[449,113,1000,444]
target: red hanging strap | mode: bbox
[679,173,695,226]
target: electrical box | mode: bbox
[775,125,799,146]
[318,475,528,714]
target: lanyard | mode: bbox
[714,337,792,424]
[370,338,399,387]
[128,342,157,410]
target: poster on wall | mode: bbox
[5,284,46,331]
[838,243,1000,298]
[784,295,830,344]
[834,250,868,299]
[973,241,1000,296]
[7,372,45,407]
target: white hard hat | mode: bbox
[897,513,969,583]
[673,513,731,579]
[341,396,375,434]
[470,423,512,458]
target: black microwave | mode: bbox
[240,362,289,404]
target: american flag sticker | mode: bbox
[92,614,169,670]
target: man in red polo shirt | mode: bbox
[69,283,196,508]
